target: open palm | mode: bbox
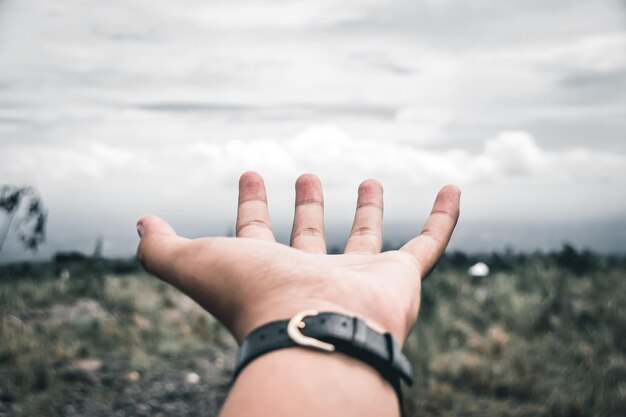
[137,172,460,345]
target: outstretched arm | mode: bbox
[136,172,460,417]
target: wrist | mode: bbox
[221,348,401,417]
[231,309,413,417]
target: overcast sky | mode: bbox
[1,0,625,261]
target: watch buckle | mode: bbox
[287,310,335,352]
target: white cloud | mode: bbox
[471,131,547,179]
[2,124,624,200]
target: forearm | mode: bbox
[219,348,400,417]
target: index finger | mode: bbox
[399,185,461,277]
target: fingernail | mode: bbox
[137,223,144,238]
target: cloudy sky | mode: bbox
[1,0,625,261]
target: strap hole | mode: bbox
[341,321,347,327]
[259,334,266,340]
[278,328,284,334]
[320,318,326,324]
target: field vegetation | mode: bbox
[0,246,624,416]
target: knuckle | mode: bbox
[292,227,324,239]
[421,228,445,248]
[236,219,272,235]
[430,209,457,221]
[295,198,323,207]
[352,226,376,236]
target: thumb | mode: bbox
[136,215,187,278]
[137,214,177,239]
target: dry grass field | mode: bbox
[1,247,624,416]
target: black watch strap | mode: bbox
[233,311,414,409]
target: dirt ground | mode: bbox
[1,348,235,417]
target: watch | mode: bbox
[232,310,414,412]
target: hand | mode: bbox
[136,172,460,345]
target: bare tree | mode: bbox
[0,186,47,255]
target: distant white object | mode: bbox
[468,262,490,277]
[185,372,200,384]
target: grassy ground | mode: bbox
[0,261,234,417]
[0,250,624,416]
[405,252,625,417]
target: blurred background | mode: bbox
[1,0,625,261]
[0,0,625,416]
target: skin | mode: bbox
[136,172,461,417]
